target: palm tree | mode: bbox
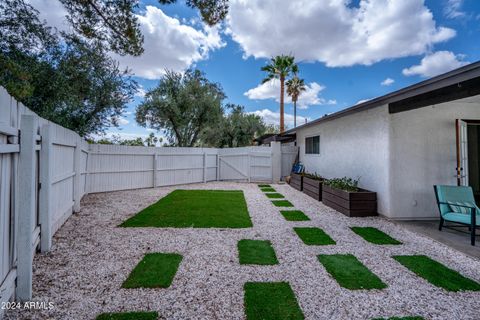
[261,55,298,133]
[286,75,306,128]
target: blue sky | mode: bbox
[31,0,480,140]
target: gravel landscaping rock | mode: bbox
[5,182,480,320]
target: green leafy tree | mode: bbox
[261,55,298,133]
[286,75,306,128]
[203,104,268,147]
[0,1,137,136]
[136,69,225,147]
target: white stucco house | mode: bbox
[280,62,480,220]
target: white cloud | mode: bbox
[114,6,224,79]
[135,86,147,98]
[227,0,455,67]
[402,51,468,78]
[27,3,224,79]
[244,80,335,109]
[444,0,465,19]
[249,109,310,128]
[381,78,395,86]
[28,0,71,33]
[110,116,130,126]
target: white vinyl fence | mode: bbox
[0,86,297,308]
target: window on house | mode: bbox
[305,135,320,154]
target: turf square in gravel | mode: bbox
[294,227,335,245]
[265,193,284,199]
[317,254,387,290]
[271,200,294,207]
[351,227,402,245]
[122,253,182,289]
[258,184,271,188]
[120,190,252,228]
[96,311,158,320]
[261,187,276,192]
[280,210,310,221]
[393,255,480,291]
[244,282,304,320]
[238,239,278,265]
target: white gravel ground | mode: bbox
[5,182,480,320]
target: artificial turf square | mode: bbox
[294,227,335,245]
[317,254,387,290]
[280,210,310,221]
[261,187,276,192]
[244,282,304,320]
[265,193,284,199]
[351,227,402,245]
[258,184,271,188]
[271,200,294,207]
[96,311,158,320]
[393,255,480,291]
[120,190,252,228]
[238,239,279,265]
[122,253,182,289]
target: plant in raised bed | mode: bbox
[302,172,324,201]
[322,177,377,217]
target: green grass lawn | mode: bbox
[261,187,276,192]
[238,240,278,265]
[294,227,335,245]
[271,200,294,207]
[244,282,304,320]
[265,193,284,199]
[393,255,480,291]
[351,227,402,245]
[120,190,252,228]
[280,210,310,221]
[122,253,182,289]
[318,254,387,290]
[96,312,158,320]
[258,184,271,188]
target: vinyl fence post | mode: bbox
[216,153,220,181]
[203,152,207,183]
[153,153,158,188]
[247,152,251,183]
[271,141,282,183]
[17,114,37,301]
[73,136,82,213]
[39,124,52,252]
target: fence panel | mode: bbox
[281,145,298,178]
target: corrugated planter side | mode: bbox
[302,176,323,201]
[289,173,303,191]
[322,184,377,217]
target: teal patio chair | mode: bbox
[434,185,480,246]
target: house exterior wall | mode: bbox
[389,96,480,219]
[296,105,392,216]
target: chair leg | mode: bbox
[471,211,476,246]
[438,218,444,231]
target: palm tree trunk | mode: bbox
[293,99,297,128]
[280,75,285,133]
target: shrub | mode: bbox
[324,177,360,192]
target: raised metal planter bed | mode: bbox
[302,176,323,201]
[322,184,377,217]
[289,173,303,191]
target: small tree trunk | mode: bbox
[280,76,285,133]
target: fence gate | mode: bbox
[218,147,273,182]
